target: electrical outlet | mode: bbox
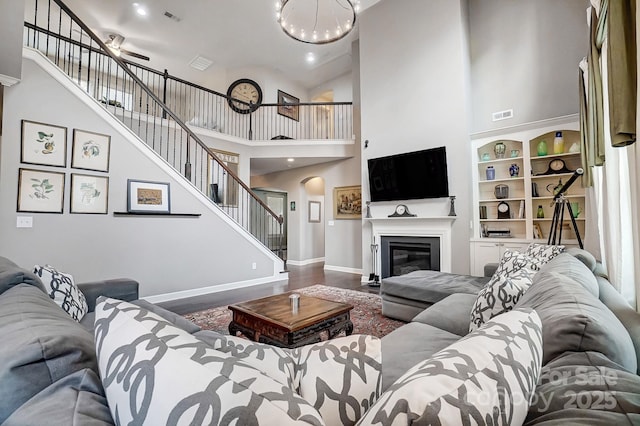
[17,216,33,228]
[251,262,257,270]
[328,221,335,226]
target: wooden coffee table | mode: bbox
[228,292,354,348]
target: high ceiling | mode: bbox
[61,0,380,90]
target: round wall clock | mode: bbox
[226,79,262,114]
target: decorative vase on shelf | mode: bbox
[537,205,545,218]
[494,142,506,159]
[537,140,548,156]
[509,163,519,178]
[553,131,564,154]
[569,142,580,153]
[486,166,495,180]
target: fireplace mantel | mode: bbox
[366,216,456,273]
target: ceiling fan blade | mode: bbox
[120,48,150,62]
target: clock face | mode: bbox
[227,79,262,114]
[550,159,565,171]
[498,202,509,213]
[396,204,406,215]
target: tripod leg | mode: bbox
[566,204,584,249]
[558,202,567,245]
[548,202,561,245]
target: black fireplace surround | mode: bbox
[380,236,440,279]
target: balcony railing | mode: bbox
[24,0,286,259]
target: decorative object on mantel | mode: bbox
[275,0,360,45]
[365,201,372,218]
[448,196,456,216]
[126,179,170,214]
[388,204,416,218]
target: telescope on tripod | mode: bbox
[548,168,584,249]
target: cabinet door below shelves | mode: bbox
[470,241,530,277]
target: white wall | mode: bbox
[0,0,24,85]
[359,0,472,275]
[0,53,282,299]
[468,0,589,133]
[302,177,325,261]
[310,72,353,102]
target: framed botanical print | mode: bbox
[70,174,109,214]
[17,168,65,213]
[21,120,67,167]
[71,129,111,172]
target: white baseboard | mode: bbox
[323,265,363,275]
[141,272,289,304]
[287,257,325,266]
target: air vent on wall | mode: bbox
[492,109,514,122]
[163,11,181,22]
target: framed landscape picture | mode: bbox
[70,174,109,214]
[21,120,67,167]
[277,90,299,121]
[71,129,111,172]
[333,185,362,220]
[127,179,171,214]
[17,168,65,213]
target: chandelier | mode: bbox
[276,0,360,45]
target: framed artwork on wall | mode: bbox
[333,185,362,220]
[309,200,321,223]
[127,179,171,214]
[71,129,111,172]
[70,174,109,214]
[17,168,65,213]
[20,120,67,167]
[277,90,299,121]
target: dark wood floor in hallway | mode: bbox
[159,263,378,315]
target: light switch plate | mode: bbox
[17,216,33,228]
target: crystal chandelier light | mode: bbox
[276,0,360,45]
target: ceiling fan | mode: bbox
[104,34,150,62]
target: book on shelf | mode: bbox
[533,223,544,239]
[518,200,525,219]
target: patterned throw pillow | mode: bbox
[95,298,381,425]
[469,268,536,332]
[357,309,543,426]
[525,243,565,263]
[493,249,545,277]
[33,264,88,321]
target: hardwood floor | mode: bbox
[158,263,380,315]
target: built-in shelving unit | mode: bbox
[469,115,585,275]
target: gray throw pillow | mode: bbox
[515,270,637,373]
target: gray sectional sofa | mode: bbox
[1,249,640,425]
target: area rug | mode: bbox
[184,285,406,339]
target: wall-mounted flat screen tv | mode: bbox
[368,146,449,202]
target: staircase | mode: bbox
[23,0,286,261]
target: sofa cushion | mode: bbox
[359,309,543,425]
[382,270,488,304]
[2,369,114,426]
[94,297,325,425]
[539,253,599,297]
[34,264,88,321]
[380,322,462,392]
[412,293,477,336]
[0,284,98,424]
[493,249,545,276]
[0,256,45,295]
[565,247,598,272]
[525,243,565,263]
[194,330,382,425]
[469,267,536,332]
[515,270,637,373]
[524,351,640,425]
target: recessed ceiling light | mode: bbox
[287,158,295,162]
[305,52,316,63]
[133,3,147,16]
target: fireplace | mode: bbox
[381,236,441,278]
